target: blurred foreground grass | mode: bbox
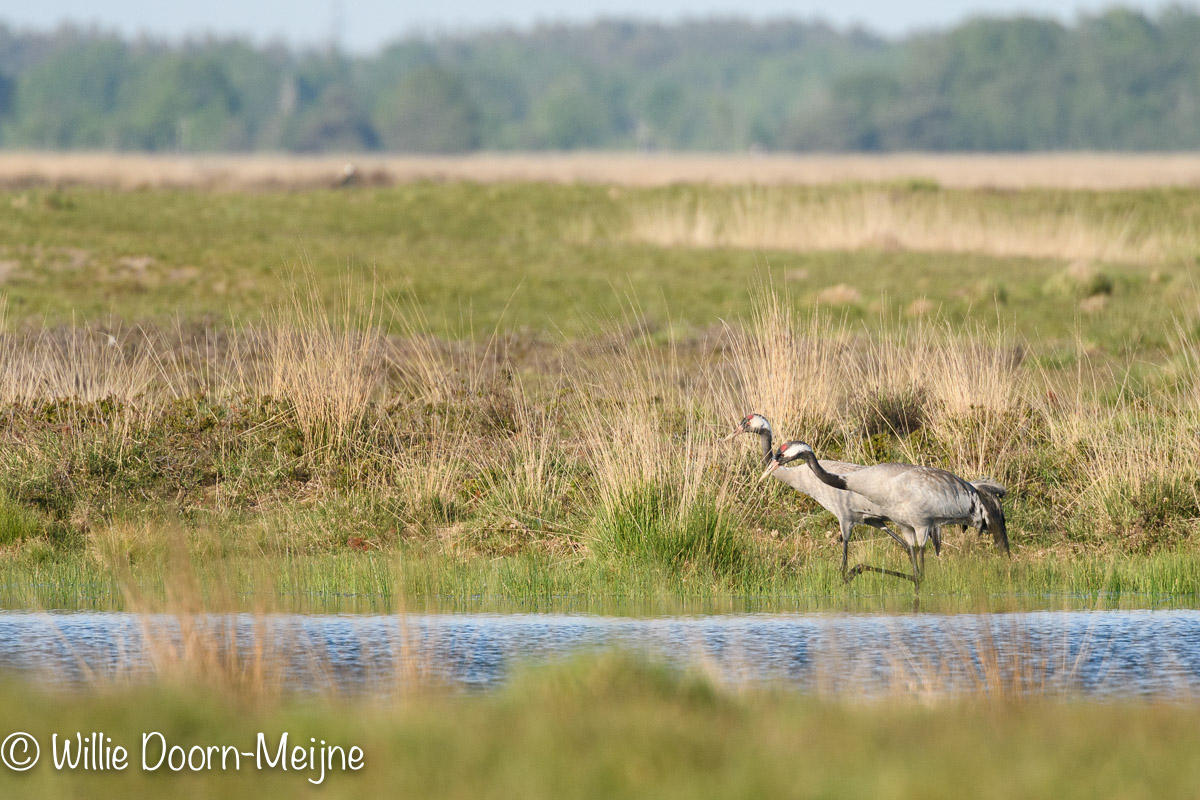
[0,654,1197,799]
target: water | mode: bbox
[2,609,1198,699]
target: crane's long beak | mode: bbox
[758,461,780,482]
[721,429,742,442]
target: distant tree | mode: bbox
[3,12,1200,153]
[119,54,243,150]
[0,73,14,120]
[282,82,377,152]
[8,38,128,148]
[785,71,900,151]
[531,74,627,149]
[207,41,291,148]
[373,67,480,153]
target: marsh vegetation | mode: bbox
[0,166,1197,798]
[0,177,1197,607]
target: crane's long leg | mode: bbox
[845,525,921,586]
[880,525,909,550]
[910,543,923,592]
[839,518,853,579]
[849,541,923,591]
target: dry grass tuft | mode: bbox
[0,322,158,409]
[229,282,384,461]
[724,289,846,439]
[478,376,569,530]
[624,188,1193,263]
[814,284,863,305]
[861,616,1093,704]
[723,291,1026,476]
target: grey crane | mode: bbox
[726,414,902,578]
[762,440,1009,590]
[728,414,1007,579]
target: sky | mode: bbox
[0,0,1190,53]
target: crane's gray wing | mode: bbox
[844,463,977,522]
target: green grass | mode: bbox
[0,654,1198,799]
[0,540,1196,614]
[590,484,748,577]
[0,183,1196,349]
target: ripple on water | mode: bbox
[0,609,1198,700]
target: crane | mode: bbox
[727,414,902,578]
[761,440,1008,590]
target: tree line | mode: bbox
[0,7,1198,153]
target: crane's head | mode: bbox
[973,487,1010,556]
[758,440,813,481]
[723,413,771,441]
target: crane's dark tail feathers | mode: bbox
[970,478,1007,498]
[976,489,1010,556]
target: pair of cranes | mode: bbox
[727,414,1008,591]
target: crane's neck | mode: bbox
[800,450,848,490]
[756,428,773,465]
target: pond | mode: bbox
[2,609,1198,699]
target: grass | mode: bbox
[0,652,1198,798]
[0,178,1195,609]
[0,531,1197,614]
[0,181,1196,347]
[0,283,1196,607]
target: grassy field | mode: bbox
[0,180,1197,340]
[0,177,1197,608]
[0,653,1197,799]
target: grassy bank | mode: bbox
[0,297,1197,609]
[0,654,1197,798]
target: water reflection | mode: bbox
[1,609,1198,699]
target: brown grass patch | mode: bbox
[7,151,1200,190]
[623,188,1193,263]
